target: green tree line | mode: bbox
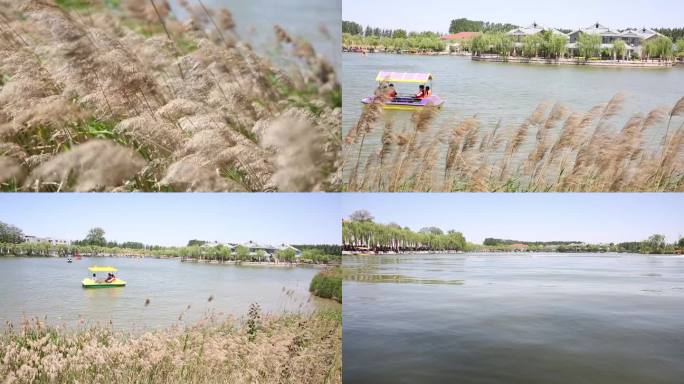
[0,221,339,264]
[484,238,581,246]
[484,234,683,254]
[655,28,684,41]
[342,33,445,52]
[449,18,518,33]
[342,20,445,52]
[342,211,466,253]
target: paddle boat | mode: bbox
[82,266,126,288]
[361,71,445,111]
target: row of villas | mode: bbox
[23,235,72,246]
[444,22,665,57]
[200,240,302,260]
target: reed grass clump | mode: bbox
[343,94,684,192]
[309,267,342,302]
[0,0,340,192]
[0,308,342,384]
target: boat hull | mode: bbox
[82,278,126,288]
[361,95,444,110]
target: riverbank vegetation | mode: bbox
[309,267,342,302]
[0,221,341,264]
[482,234,684,254]
[0,307,342,384]
[0,0,340,192]
[342,210,467,253]
[342,21,445,52]
[344,94,684,192]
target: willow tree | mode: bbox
[547,34,568,59]
[577,33,601,59]
[676,39,684,58]
[642,37,673,60]
[613,39,626,60]
[342,220,466,252]
[492,33,513,56]
[522,34,543,58]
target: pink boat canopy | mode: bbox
[375,71,433,83]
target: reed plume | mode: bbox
[344,94,684,192]
[0,0,339,191]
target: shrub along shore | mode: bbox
[309,267,342,302]
[0,306,342,384]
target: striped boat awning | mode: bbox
[376,71,433,83]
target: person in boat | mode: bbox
[105,273,114,283]
[415,85,426,100]
[425,86,432,96]
[387,84,397,100]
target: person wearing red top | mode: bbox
[387,84,398,99]
[415,85,425,99]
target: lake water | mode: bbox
[343,253,684,384]
[0,257,330,330]
[342,53,684,177]
[170,0,341,71]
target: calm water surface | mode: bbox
[344,253,684,384]
[0,257,330,330]
[170,0,340,70]
[342,53,684,176]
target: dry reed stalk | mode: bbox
[344,93,683,192]
[0,1,339,191]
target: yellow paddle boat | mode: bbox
[362,71,445,111]
[82,266,126,288]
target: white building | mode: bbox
[506,22,665,58]
[507,22,568,42]
[23,235,72,246]
[565,23,663,57]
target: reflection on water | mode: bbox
[343,253,684,384]
[0,257,330,331]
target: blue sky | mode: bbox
[343,0,683,33]
[341,194,684,244]
[0,194,340,246]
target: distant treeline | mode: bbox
[484,235,684,254]
[655,28,684,41]
[483,238,580,246]
[342,20,439,39]
[449,18,518,34]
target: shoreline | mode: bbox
[471,55,677,67]
[342,50,681,67]
[0,254,340,267]
[343,251,683,256]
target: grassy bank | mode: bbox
[0,307,341,384]
[0,1,340,192]
[309,267,342,302]
[344,94,684,192]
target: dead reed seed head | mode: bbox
[23,140,146,192]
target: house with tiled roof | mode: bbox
[441,31,481,53]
